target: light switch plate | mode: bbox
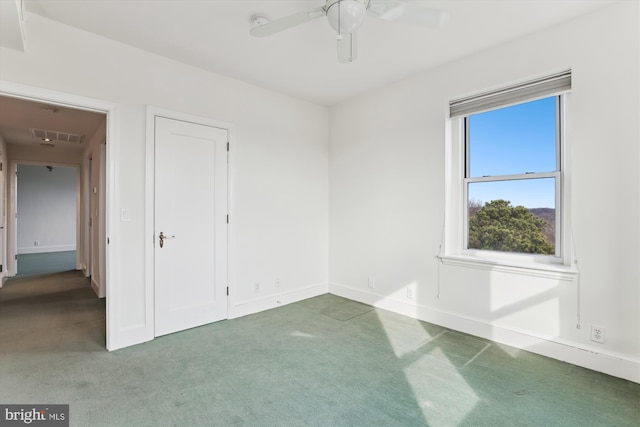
[120,208,131,222]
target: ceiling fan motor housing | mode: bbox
[326,0,367,34]
[248,0,448,64]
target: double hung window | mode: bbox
[447,71,571,267]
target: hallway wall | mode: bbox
[0,135,6,283]
[16,164,76,254]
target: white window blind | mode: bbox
[450,70,571,118]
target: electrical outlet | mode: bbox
[368,276,375,289]
[275,278,281,288]
[34,240,40,246]
[407,287,414,299]
[590,325,605,343]
[254,282,260,293]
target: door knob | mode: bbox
[158,232,175,248]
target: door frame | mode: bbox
[0,80,119,350]
[145,106,233,340]
[8,161,80,273]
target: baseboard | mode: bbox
[17,245,76,254]
[91,277,100,297]
[329,281,640,383]
[229,282,328,319]
[107,283,328,351]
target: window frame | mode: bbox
[443,74,575,279]
[462,95,563,260]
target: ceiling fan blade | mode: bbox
[367,0,449,28]
[250,6,326,37]
[337,31,358,64]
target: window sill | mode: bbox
[438,255,578,282]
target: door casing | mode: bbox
[8,161,80,275]
[0,80,118,349]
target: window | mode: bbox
[445,71,572,272]
[465,96,560,257]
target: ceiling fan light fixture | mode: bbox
[326,0,366,34]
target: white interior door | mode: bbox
[154,116,228,337]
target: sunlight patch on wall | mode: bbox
[489,272,561,337]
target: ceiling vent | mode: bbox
[29,128,84,144]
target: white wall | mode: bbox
[0,12,329,349]
[80,120,107,298]
[80,119,106,279]
[6,141,86,276]
[329,1,639,381]
[16,164,76,254]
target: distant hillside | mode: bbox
[529,208,555,244]
[468,205,556,245]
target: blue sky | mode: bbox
[468,96,557,209]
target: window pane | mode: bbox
[468,179,556,255]
[468,97,557,177]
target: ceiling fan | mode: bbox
[250,0,449,64]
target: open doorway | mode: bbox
[15,163,78,277]
[0,92,110,348]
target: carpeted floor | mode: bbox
[0,272,638,426]
[16,250,77,277]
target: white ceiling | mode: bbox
[23,0,616,106]
[0,95,105,151]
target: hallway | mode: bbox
[15,251,77,278]
[0,270,105,357]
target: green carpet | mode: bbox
[16,250,77,277]
[0,274,638,426]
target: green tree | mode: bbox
[468,199,554,255]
